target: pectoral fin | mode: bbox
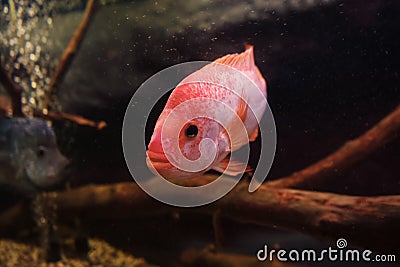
[223,90,250,151]
[249,127,259,142]
[212,157,252,176]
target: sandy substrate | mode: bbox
[0,238,156,267]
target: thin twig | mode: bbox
[47,0,98,98]
[34,109,107,129]
[0,65,23,116]
[0,94,106,129]
[267,104,400,188]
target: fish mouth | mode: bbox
[146,150,174,174]
[146,150,169,163]
[146,151,176,178]
[146,150,207,181]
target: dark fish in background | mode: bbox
[0,117,68,193]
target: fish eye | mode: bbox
[185,124,198,138]
[37,147,46,158]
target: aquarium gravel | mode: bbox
[0,238,155,267]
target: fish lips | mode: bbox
[146,150,171,164]
[145,150,174,174]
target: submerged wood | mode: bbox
[34,109,107,129]
[0,178,399,256]
[0,94,106,129]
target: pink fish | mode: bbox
[146,45,267,180]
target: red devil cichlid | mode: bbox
[146,45,267,180]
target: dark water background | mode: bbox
[3,0,400,266]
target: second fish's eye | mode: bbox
[185,125,198,138]
[37,146,46,157]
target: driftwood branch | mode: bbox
[0,64,23,117]
[267,104,400,188]
[58,182,400,255]
[1,179,399,256]
[47,0,98,97]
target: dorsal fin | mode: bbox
[214,45,255,70]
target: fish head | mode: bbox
[11,118,69,188]
[146,113,227,180]
[23,143,69,188]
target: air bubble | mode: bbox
[29,97,36,105]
